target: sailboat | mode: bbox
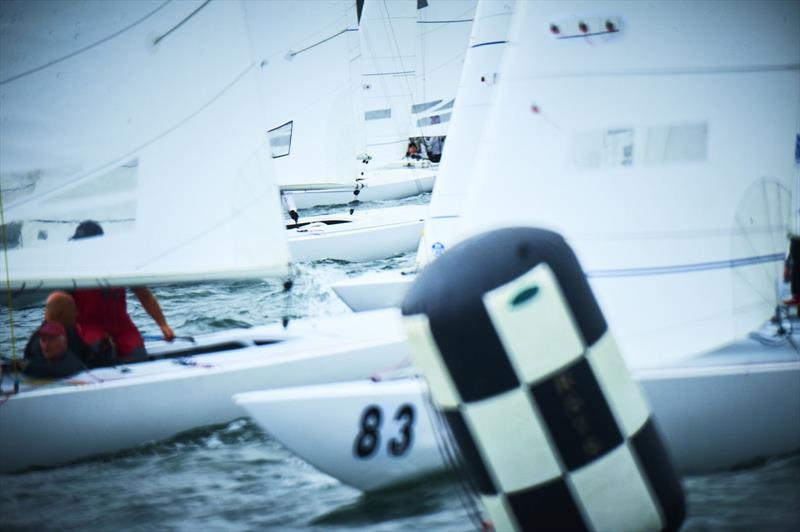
[331,0,513,309]
[254,0,475,211]
[234,0,800,496]
[0,0,412,473]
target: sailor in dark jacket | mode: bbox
[22,322,85,379]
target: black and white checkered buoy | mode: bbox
[401,227,685,531]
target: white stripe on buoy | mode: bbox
[570,443,663,531]
[586,332,650,436]
[404,313,461,409]
[483,263,584,383]
[463,388,561,492]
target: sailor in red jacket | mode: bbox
[70,221,175,360]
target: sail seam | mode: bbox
[0,1,171,86]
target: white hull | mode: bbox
[287,205,426,262]
[0,309,409,473]
[235,329,800,491]
[237,378,449,492]
[284,165,436,210]
[332,270,415,311]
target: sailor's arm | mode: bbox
[133,287,175,341]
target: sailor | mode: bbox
[405,142,422,160]
[69,220,175,362]
[22,321,86,378]
[425,136,444,163]
[24,291,94,364]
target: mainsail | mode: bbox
[458,0,800,366]
[359,0,475,167]
[244,0,364,190]
[0,0,290,290]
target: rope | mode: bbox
[420,379,488,530]
[0,179,20,392]
[153,0,211,46]
[287,28,358,59]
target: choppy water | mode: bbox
[2,193,799,530]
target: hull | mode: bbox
[287,205,427,262]
[332,271,415,311]
[235,331,800,491]
[285,165,436,210]
[0,309,408,474]
[236,378,450,492]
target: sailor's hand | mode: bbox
[161,324,175,342]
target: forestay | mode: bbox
[244,0,364,190]
[0,0,289,289]
[458,1,800,366]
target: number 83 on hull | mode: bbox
[235,377,449,492]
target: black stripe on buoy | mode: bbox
[506,478,588,531]
[531,357,623,471]
[631,419,687,532]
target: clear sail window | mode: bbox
[365,108,392,120]
[268,121,293,158]
[2,159,138,249]
[644,123,708,166]
[411,100,443,114]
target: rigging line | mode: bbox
[416,19,473,24]
[587,253,784,279]
[381,0,417,134]
[0,1,171,86]
[10,62,257,212]
[153,0,212,46]
[288,28,358,58]
[0,182,20,377]
[530,62,800,80]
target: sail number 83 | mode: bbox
[353,404,415,459]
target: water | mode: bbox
[2,195,799,530]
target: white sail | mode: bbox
[0,0,289,289]
[359,0,419,166]
[459,1,800,366]
[409,0,477,139]
[243,0,363,190]
[358,0,475,166]
[417,0,514,265]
